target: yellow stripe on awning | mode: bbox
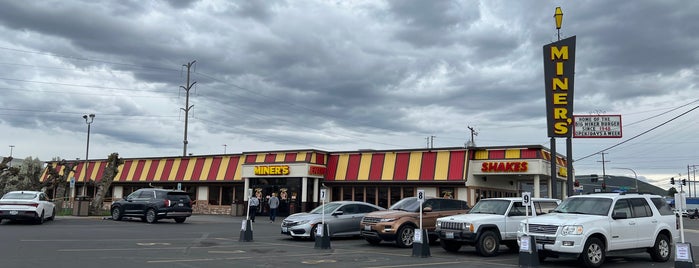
[434,151,450,181]
[183,158,197,181]
[357,153,372,181]
[335,154,350,181]
[474,150,488,160]
[126,161,139,182]
[296,152,307,162]
[275,153,286,162]
[255,154,265,163]
[154,160,166,180]
[407,152,422,181]
[216,156,230,181]
[382,153,396,181]
[505,149,521,159]
[234,157,244,181]
[200,157,213,180]
[139,160,152,181]
[168,158,181,181]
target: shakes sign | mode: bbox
[543,36,576,138]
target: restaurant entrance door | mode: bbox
[250,177,301,217]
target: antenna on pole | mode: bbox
[181,60,197,157]
[466,126,478,148]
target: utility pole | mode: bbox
[181,61,196,157]
[597,152,609,189]
[430,136,435,149]
[466,126,478,147]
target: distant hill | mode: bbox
[574,174,668,196]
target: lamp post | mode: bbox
[8,145,14,167]
[82,114,95,197]
[612,167,638,192]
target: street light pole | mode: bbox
[82,114,95,197]
[612,167,638,192]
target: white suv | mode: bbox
[518,193,679,268]
[435,197,560,257]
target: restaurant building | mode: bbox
[41,145,569,216]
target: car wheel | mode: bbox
[145,209,158,224]
[111,207,123,221]
[440,239,462,252]
[650,233,671,262]
[174,217,186,223]
[475,230,500,257]
[395,225,415,248]
[48,207,56,221]
[364,237,382,245]
[36,211,45,225]
[579,237,605,268]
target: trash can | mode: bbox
[73,196,90,216]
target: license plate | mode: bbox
[282,227,288,233]
[446,232,454,239]
[178,203,183,206]
[364,225,371,231]
[10,210,18,215]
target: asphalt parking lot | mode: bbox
[1,215,698,268]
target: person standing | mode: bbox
[268,192,280,223]
[248,194,260,222]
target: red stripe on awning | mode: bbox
[265,154,276,163]
[132,160,146,181]
[345,154,361,181]
[325,155,339,181]
[521,149,538,158]
[191,158,205,181]
[447,151,466,180]
[146,160,159,182]
[316,153,325,165]
[393,153,409,180]
[420,152,436,180]
[161,159,175,181]
[245,155,256,164]
[285,153,297,162]
[490,150,505,159]
[224,156,240,180]
[305,153,311,162]
[369,153,384,181]
[207,157,222,181]
[119,160,133,182]
[95,162,106,182]
[174,158,190,181]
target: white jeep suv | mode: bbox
[518,193,679,268]
[435,197,560,257]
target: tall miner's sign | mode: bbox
[543,36,576,137]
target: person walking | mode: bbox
[269,192,280,223]
[248,194,260,222]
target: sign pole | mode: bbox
[315,188,331,249]
[239,188,253,242]
[412,190,430,258]
[519,191,539,267]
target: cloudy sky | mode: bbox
[1,1,697,190]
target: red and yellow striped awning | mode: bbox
[325,150,468,181]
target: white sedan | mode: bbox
[0,191,56,224]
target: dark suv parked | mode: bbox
[110,188,192,223]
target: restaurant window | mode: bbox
[378,187,388,208]
[403,187,414,198]
[209,186,221,205]
[354,187,364,202]
[221,186,233,205]
[390,187,401,207]
[343,186,352,201]
[366,186,376,204]
[439,187,455,199]
[332,187,341,202]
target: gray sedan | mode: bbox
[281,201,385,240]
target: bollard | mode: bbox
[675,242,695,268]
[518,235,539,268]
[411,229,430,258]
[239,219,253,242]
[314,223,331,249]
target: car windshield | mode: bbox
[553,197,612,216]
[469,199,510,215]
[310,202,343,214]
[2,192,37,200]
[389,197,420,212]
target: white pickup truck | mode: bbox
[435,197,560,257]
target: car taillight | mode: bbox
[164,200,171,207]
[28,203,39,207]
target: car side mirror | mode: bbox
[332,211,344,216]
[612,211,628,220]
[423,206,433,212]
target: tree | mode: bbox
[43,159,77,211]
[89,153,123,215]
[668,187,678,197]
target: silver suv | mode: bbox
[435,197,559,257]
[518,193,679,268]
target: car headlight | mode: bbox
[379,218,396,222]
[295,220,311,225]
[436,221,441,228]
[519,222,525,233]
[561,225,583,235]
